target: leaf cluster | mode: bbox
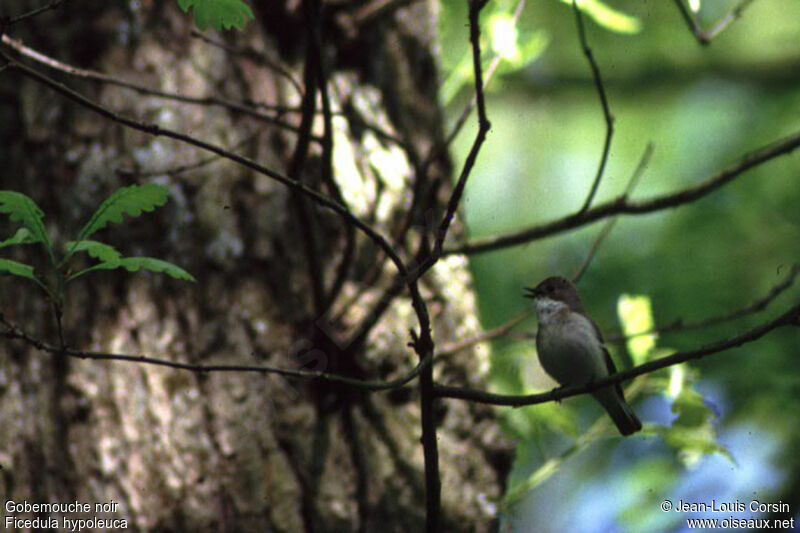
[0,184,195,306]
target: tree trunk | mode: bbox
[0,1,510,531]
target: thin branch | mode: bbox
[189,29,303,95]
[572,0,614,215]
[571,142,653,283]
[422,0,524,173]
[116,135,256,178]
[434,301,800,406]
[0,34,317,140]
[609,263,800,342]
[447,129,800,255]
[702,0,756,42]
[429,0,491,260]
[672,0,702,42]
[0,315,431,392]
[360,398,425,500]
[342,406,370,531]
[288,0,325,316]
[672,0,757,45]
[6,0,66,26]
[436,310,531,359]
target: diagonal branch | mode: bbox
[447,129,800,255]
[672,0,757,45]
[422,0,525,174]
[571,142,653,283]
[436,310,531,359]
[6,0,67,26]
[189,29,303,95]
[0,33,318,140]
[429,0,491,260]
[609,263,800,342]
[572,0,614,215]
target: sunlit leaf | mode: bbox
[617,294,657,364]
[76,184,168,242]
[177,0,254,31]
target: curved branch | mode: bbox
[447,129,800,255]
[6,0,67,26]
[0,34,319,140]
[571,142,653,283]
[608,263,800,342]
[0,316,430,392]
[572,0,614,214]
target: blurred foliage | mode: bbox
[439,0,800,531]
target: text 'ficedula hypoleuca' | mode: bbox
[524,276,642,436]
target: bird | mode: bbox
[524,276,642,436]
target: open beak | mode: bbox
[523,286,540,299]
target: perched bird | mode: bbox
[524,276,642,436]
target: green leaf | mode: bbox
[560,0,641,34]
[654,375,733,466]
[76,184,169,242]
[0,258,37,280]
[0,228,41,249]
[69,257,196,282]
[0,191,52,251]
[177,0,254,30]
[617,294,657,364]
[66,240,122,262]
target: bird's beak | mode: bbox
[523,286,540,299]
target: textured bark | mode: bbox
[0,1,510,531]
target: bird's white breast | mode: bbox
[534,298,609,386]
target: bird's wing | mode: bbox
[602,346,627,399]
[591,316,627,399]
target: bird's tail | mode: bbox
[593,388,642,436]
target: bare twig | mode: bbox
[435,301,800,405]
[316,17,356,309]
[0,315,431,392]
[572,0,614,214]
[436,310,531,359]
[423,0,524,173]
[447,129,800,255]
[703,0,756,42]
[571,142,653,283]
[116,135,256,177]
[189,29,303,95]
[7,0,66,26]
[672,0,757,45]
[429,0,491,261]
[0,34,317,140]
[608,263,800,342]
